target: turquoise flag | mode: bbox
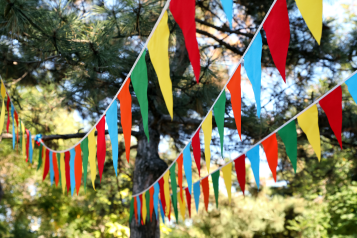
[346,74,357,104]
[29,130,33,163]
[106,100,119,176]
[220,0,233,28]
[70,148,76,196]
[136,196,141,224]
[193,181,201,212]
[11,104,15,149]
[49,151,54,185]
[246,145,260,189]
[244,32,262,118]
[154,182,160,220]
[183,142,192,194]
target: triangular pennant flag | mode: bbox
[64,151,71,194]
[193,181,200,212]
[53,152,59,187]
[153,182,160,220]
[244,32,262,118]
[163,171,171,216]
[170,163,178,221]
[297,105,321,161]
[263,0,290,82]
[11,104,15,149]
[177,191,186,220]
[346,74,357,103]
[213,91,226,156]
[147,11,173,119]
[170,0,201,83]
[57,153,61,188]
[145,190,151,223]
[159,200,165,223]
[14,111,18,145]
[69,148,76,196]
[0,96,5,135]
[295,0,323,44]
[201,177,209,212]
[25,129,29,162]
[192,129,201,176]
[227,65,242,140]
[234,154,245,194]
[261,133,278,182]
[221,163,232,203]
[131,52,149,141]
[75,144,82,195]
[158,178,166,217]
[134,196,138,224]
[118,78,132,162]
[28,130,33,163]
[88,129,97,190]
[185,187,192,218]
[96,117,106,181]
[177,154,183,200]
[106,101,119,175]
[43,148,49,181]
[142,193,147,224]
[202,111,212,172]
[136,196,141,225]
[171,194,178,222]
[60,153,66,194]
[211,171,219,208]
[37,144,43,171]
[149,188,154,222]
[129,198,134,224]
[139,195,143,224]
[220,0,233,28]
[21,122,26,159]
[6,96,10,133]
[19,121,23,153]
[80,137,89,192]
[319,86,343,149]
[183,142,192,194]
[49,149,54,185]
[277,120,297,172]
[246,145,260,189]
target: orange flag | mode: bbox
[227,65,242,140]
[52,152,59,187]
[118,78,132,162]
[201,177,209,212]
[261,133,279,182]
[75,144,82,195]
[149,187,154,221]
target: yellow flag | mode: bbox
[142,193,147,224]
[295,0,323,45]
[222,163,232,203]
[60,153,66,194]
[0,99,5,134]
[147,11,173,119]
[297,104,321,161]
[202,111,212,172]
[22,122,26,159]
[88,130,97,190]
[177,191,186,219]
[163,171,170,216]
[1,81,6,98]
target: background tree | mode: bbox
[0,0,356,237]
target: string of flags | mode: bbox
[130,71,357,224]
[0,0,338,206]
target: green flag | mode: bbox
[129,198,134,223]
[145,190,150,222]
[212,170,220,208]
[81,137,89,192]
[214,90,226,156]
[37,144,43,171]
[170,163,178,221]
[277,120,298,172]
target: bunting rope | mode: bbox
[131,0,280,197]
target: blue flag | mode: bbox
[220,0,233,28]
[49,151,54,185]
[193,181,201,212]
[183,142,193,194]
[246,145,260,189]
[345,73,357,104]
[106,101,119,176]
[70,148,76,196]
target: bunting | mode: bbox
[277,120,297,172]
[11,103,15,149]
[60,153,66,194]
[149,187,154,221]
[297,105,321,161]
[214,91,226,156]
[96,117,106,181]
[201,177,209,212]
[227,65,242,140]
[211,171,219,208]
[246,145,260,189]
[202,111,212,172]
[244,32,263,118]
[221,163,232,203]
[70,148,76,196]
[43,148,49,181]
[170,163,178,221]
[178,190,186,220]
[183,142,192,194]
[106,101,119,175]
[65,151,71,194]
[177,154,183,200]
[261,133,278,181]
[88,129,97,189]
[346,74,357,103]
[193,181,200,212]
[220,0,233,28]
[153,183,160,220]
[53,152,59,187]
[192,129,201,176]
[147,11,173,119]
[185,187,192,218]
[75,144,82,195]
[80,137,89,192]
[234,154,246,194]
[163,171,171,216]
[49,149,54,185]
[6,97,10,133]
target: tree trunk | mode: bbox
[129,120,168,238]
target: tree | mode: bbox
[0,0,356,237]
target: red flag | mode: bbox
[43,149,49,181]
[117,78,132,162]
[75,144,82,195]
[14,111,18,144]
[65,151,71,194]
[96,117,106,182]
[53,152,59,187]
[319,86,343,149]
[234,154,245,195]
[139,194,143,223]
[158,178,166,216]
[185,187,192,218]
[263,0,290,82]
[170,0,200,83]
[25,129,29,162]
[261,134,278,181]
[177,154,183,200]
[149,187,154,221]
[6,96,10,133]
[201,177,209,212]
[192,129,201,176]
[227,65,242,140]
